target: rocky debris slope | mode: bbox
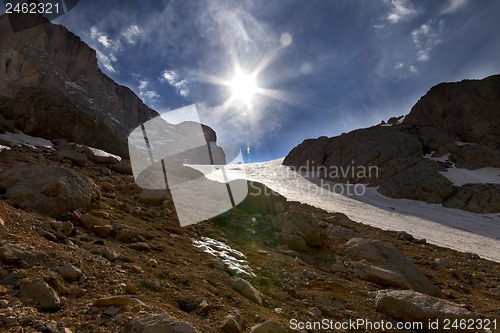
[0,142,499,332]
[284,74,500,213]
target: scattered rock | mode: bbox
[137,189,169,206]
[56,149,88,166]
[37,228,57,242]
[129,242,150,252]
[220,313,242,333]
[79,145,121,164]
[57,264,82,282]
[375,289,478,332]
[344,238,443,297]
[0,243,42,267]
[230,278,264,305]
[0,164,100,217]
[250,321,287,333]
[110,160,133,175]
[101,247,119,261]
[122,313,198,333]
[93,224,114,238]
[94,296,131,308]
[351,262,408,289]
[19,279,61,312]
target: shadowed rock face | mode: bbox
[283,74,500,213]
[0,13,157,157]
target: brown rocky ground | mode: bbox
[0,144,499,333]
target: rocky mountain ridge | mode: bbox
[0,12,158,157]
[284,74,500,213]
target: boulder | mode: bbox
[250,321,287,333]
[123,313,198,333]
[137,189,169,206]
[375,289,478,332]
[57,265,82,282]
[19,279,61,312]
[78,145,121,164]
[271,211,321,247]
[0,164,100,217]
[230,278,264,305]
[56,150,88,166]
[344,238,442,297]
[0,243,43,267]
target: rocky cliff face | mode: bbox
[0,13,158,157]
[284,75,500,213]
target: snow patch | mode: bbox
[440,167,500,186]
[0,132,53,149]
[0,145,11,152]
[193,237,255,276]
[236,159,500,263]
[423,152,451,163]
[455,141,475,147]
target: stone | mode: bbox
[57,264,82,282]
[101,247,119,261]
[375,289,478,332]
[220,313,242,333]
[129,242,150,252]
[37,228,57,242]
[272,211,321,247]
[0,243,42,267]
[274,233,309,252]
[93,224,114,238]
[122,313,198,333]
[56,150,88,166]
[250,321,287,333]
[115,227,140,242]
[351,263,408,289]
[230,278,264,305]
[123,283,138,295]
[94,296,131,307]
[110,160,133,175]
[60,328,73,333]
[137,189,169,206]
[344,238,442,297]
[19,279,61,312]
[79,145,121,164]
[0,164,100,217]
[80,214,106,230]
[101,181,114,192]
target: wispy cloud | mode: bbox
[411,20,444,62]
[137,79,159,104]
[95,50,116,72]
[121,25,143,44]
[160,70,189,97]
[441,0,469,15]
[385,0,421,24]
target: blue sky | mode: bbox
[21,0,500,161]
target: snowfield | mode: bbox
[213,159,500,263]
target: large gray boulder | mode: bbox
[375,289,478,332]
[0,163,101,217]
[344,238,442,297]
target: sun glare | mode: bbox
[229,72,257,104]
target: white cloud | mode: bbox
[411,20,444,62]
[160,69,189,97]
[441,0,469,15]
[89,26,122,73]
[385,0,421,24]
[96,50,116,73]
[137,79,159,105]
[122,25,143,44]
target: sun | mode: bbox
[229,71,257,105]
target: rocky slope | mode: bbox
[284,75,500,213]
[0,140,499,332]
[0,12,158,157]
